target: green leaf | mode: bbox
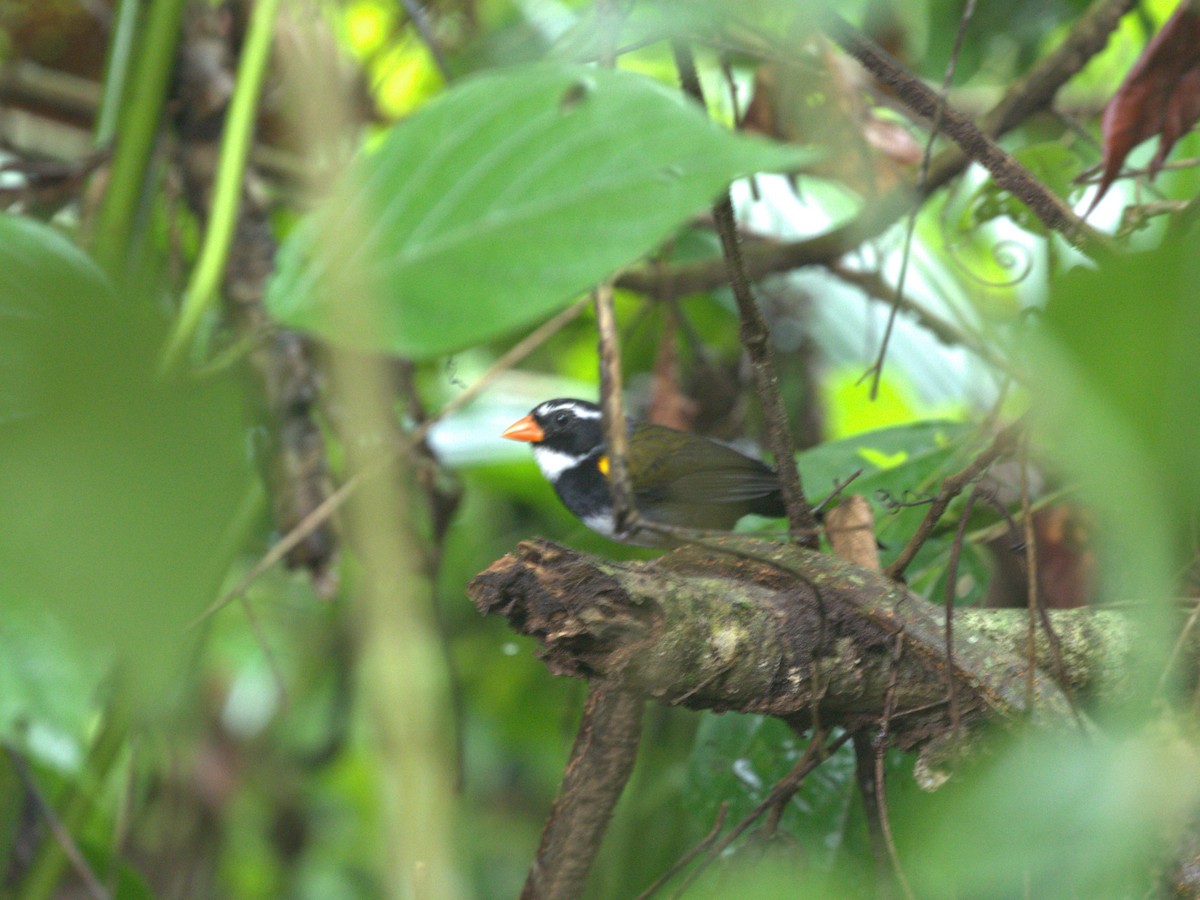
[0,216,114,426]
[795,421,989,572]
[685,716,858,860]
[1033,234,1200,651]
[267,62,815,357]
[1042,237,1200,520]
[911,731,1199,898]
[0,215,251,703]
[0,608,108,770]
[797,420,971,511]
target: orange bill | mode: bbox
[501,414,544,443]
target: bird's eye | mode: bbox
[554,412,569,425]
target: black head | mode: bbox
[502,398,604,457]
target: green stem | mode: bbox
[94,0,142,147]
[91,0,187,276]
[160,0,283,373]
[16,692,133,900]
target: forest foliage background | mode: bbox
[3,0,1200,897]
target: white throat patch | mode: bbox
[531,445,587,479]
[582,512,617,536]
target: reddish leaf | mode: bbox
[646,310,696,431]
[1153,66,1200,170]
[1089,0,1200,212]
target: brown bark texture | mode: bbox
[468,539,1156,763]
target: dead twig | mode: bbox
[595,282,638,537]
[874,635,916,900]
[671,40,819,547]
[853,731,897,898]
[862,0,978,399]
[1021,436,1040,709]
[6,747,112,900]
[827,262,1017,379]
[655,730,854,899]
[885,420,1022,580]
[633,803,728,900]
[944,487,980,731]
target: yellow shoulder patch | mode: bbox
[597,454,609,477]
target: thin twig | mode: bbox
[1077,156,1200,184]
[1159,602,1200,697]
[396,0,452,82]
[634,803,728,900]
[238,594,290,710]
[1014,442,1086,733]
[595,282,637,537]
[189,295,592,627]
[828,261,1018,379]
[875,635,916,900]
[885,420,1022,580]
[663,730,854,899]
[6,747,112,900]
[853,732,894,896]
[1020,435,1039,709]
[671,40,819,546]
[1009,443,1086,728]
[864,0,976,399]
[944,487,980,732]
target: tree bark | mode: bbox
[520,684,644,900]
[469,539,1159,772]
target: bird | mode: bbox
[501,398,786,545]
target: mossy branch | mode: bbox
[469,539,1154,751]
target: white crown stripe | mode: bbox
[535,399,601,420]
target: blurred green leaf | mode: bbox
[267,62,815,357]
[910,730,1200,898]
[1042,238,1200,524]
[0,214,252,703]
[1033,235,1200,685]
[799,420,969,475]
[0,608,107,769]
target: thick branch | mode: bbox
[969,0,1137,148]
[522,684,644,900]
[468,540,1157,747]
[617,0,1134,302]
[821,14,1108,254]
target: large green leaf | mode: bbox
[0,215,250,702]
[267,62,815,357]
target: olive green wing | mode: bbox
[628,426,781,506]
